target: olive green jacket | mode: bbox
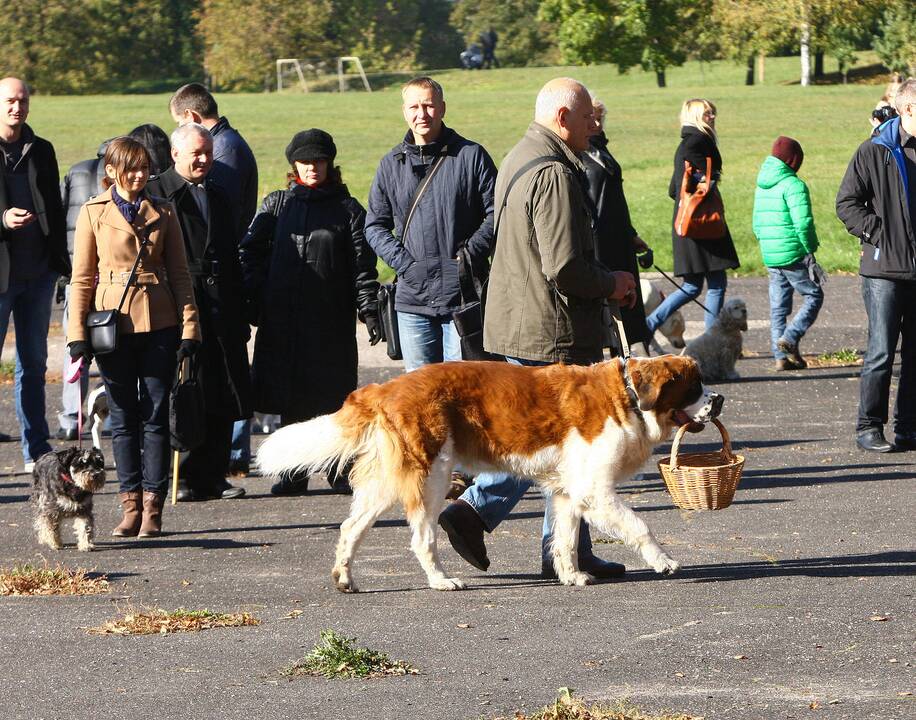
[483,122,618,364]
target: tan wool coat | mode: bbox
[67,186,200,343]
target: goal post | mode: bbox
[337,56,372,92]
[276,59,308,92]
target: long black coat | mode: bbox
[584,133,650,346]
[668,126,740,276]
[240,182,379,421]
[146,168,252,420]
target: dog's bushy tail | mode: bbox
[256,413,360,479]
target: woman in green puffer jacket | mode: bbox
[752,136,824,371]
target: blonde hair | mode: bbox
[591,96,607,130]
[680,98,717,141]
[401,76,444,103]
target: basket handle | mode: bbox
[669,418,735,469]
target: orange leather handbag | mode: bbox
[674,156,726,239]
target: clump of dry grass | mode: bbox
[0,563,110,596]
[283,629,419,679]
[88,605,259,636]
[489,688,703,720]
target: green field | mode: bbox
[30,55,890,275]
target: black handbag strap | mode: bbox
[401,145,448,245]
[456,245,479,306]
[113,228,151,313]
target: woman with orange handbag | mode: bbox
[646,98,739,337]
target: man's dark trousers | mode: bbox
[858,276,916,434]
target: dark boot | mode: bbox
[541,553,626,580]
[438,499,490,571]
[138,491,165,538]
[270,471,309,496]
[111,491,143,537]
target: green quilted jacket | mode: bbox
[752,155,818,267]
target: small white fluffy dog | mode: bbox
[640,279,686,354]
[683,298,748,381]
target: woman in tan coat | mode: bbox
[68,136,200,538]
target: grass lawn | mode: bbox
[30,54,889,274]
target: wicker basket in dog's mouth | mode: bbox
[657,418,744,510]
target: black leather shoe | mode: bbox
[270,473,309,496]
[438,499,490,571]
[856,429,893,453]
[541,553,626,580]
[893,432,916,451]
[175,485,195,502]
[56,427,77,441]
[213,479,246,499]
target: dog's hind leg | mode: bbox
[73,514,94,552]
[35,513,62,550]
[332,487,392,593]
[547,492,593,586]
[583,495,679,575]
[406,457,466,591]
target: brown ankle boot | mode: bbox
[112,491,143,537]
[138,491,165,538]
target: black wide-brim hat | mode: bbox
[285,129,337,164]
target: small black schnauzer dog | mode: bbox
[32,447,106,551]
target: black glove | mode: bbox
[55,276,68,304]
[803,253,827,286]
[68,341,93,363]
[364,314,383,346]
[636,247,654,270]
[176,339,201,362]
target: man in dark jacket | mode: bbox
[0,77,69,469]
[439,78,637,581]
[837,78,916,453]
[170,83,259,476]
[55,139,109,441]
[365,76,496,371]
[147,123,252,500]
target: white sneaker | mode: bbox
[24,461,35,473]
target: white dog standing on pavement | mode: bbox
[640,279,686,354]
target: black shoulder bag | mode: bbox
[378,145,449,361]
[86,231,150,355]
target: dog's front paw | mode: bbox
[332,566,358,594]
[558,571,595,587]
[429,576,467,591]
[651,554,680,575]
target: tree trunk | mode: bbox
[759,53,766,84]
[800,22,810,87]
[656,69,666,88]
[745,55,755,85]
[814,51,824,78]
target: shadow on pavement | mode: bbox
[676,551,916,582]
[108,538,275,550]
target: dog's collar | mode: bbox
[60,471,74,485]
[621,359,643,421]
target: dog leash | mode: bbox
[653,264,712,315]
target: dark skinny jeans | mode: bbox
[95,326,179,494]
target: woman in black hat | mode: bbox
[240,129,382,495]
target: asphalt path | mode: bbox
[0,275,913,720]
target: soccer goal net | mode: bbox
[275,57,372,93]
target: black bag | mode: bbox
[86,231,150,355]
[452,245,495,361]
[169,356,206,452]
[378,283,401,361]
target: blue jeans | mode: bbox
[95,326,179,494]
[0,269,57,463]
[230,418,251,463]
[397,311,461,372]
[858,277,916,434]
[460,356,596,563]
[646,270,727,333]
[58,282,90,431]
[768,262,824,359]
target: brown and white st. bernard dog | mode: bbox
[257,355,723,593]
